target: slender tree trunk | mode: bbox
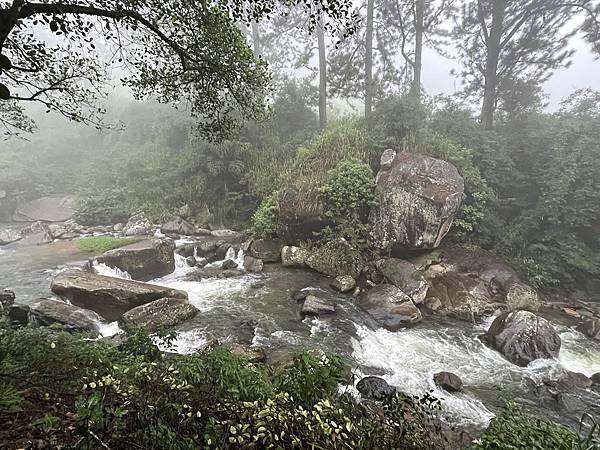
[317,15,327,130]
[364,0,375,117]
[411,0,424,99]
[480,0,506,130]
[251,21,260,57]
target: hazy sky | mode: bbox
[422,36,600,110]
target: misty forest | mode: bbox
[1,0,600,448]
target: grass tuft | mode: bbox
[75,236,141,254]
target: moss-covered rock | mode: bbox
[305,239,363,278]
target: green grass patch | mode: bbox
[75,236,141,254]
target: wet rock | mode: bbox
[48,224,68,239]
[0,289,15,315]
[557,392,588,414]
[433,371,463,392]
[305,239,363,279]
[576,318,600,340]
[28,298,104,332]
[51,269,187,321]
[120,297,198,332]
[357,284,422,331]
[176,244,196,258]
[230,343,266,364]
[591,372,600,384]
[8,304,29,326]
[356,376,395,400]
[185,256,197,267]
[331,275,356,293]
[96,239,175,281]
[301,294,335,317]
[278,188,327,243]
[195,228,212,236]
[248,238,285,262]
[0,228,22,245]
[291,287,336,303]
[281,245,309,268]
[211,229,241,239]
[161,216,196,235]
[484,311,561,366]
[232,319,259,345]
[197,241,218,255]
[123,212,153,236]
[196,257,209,268]
[370,151,464,251]
[379,148,396,171]
[19,221,53,245]
[216,242,237,260]
[243,255,263,273]
[376,258,429,304]
[222,259,238,270]
[553,371,593,390]
[12,195,75,222]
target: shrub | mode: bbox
[75,236,141,254]
[251,192,280,238]
[319,159,377,248]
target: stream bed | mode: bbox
[2,238,600,434]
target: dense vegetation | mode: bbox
[1,322,598,449]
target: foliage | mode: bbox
[75,236,141,254]
[0,324,452,449]
[251,192,280,239]
[471,403,600,450]
[319,159,376,248]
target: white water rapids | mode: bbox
[88,247,600,430]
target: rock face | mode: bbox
[123,212,153,236]
[12,196,75,222]
[243,255,264,273]
[247,238,284,262]
[95,239,175,281]
[51,269,187,321]
[433,372,463,392]
[413,245,541,321]
[370,151,464,251]
[301,295,336,317]
[376,258,429,304]
[120,297,198,332]
[160,217,195,236]
[27,298,104,332]
[484,311,561,366]
[281,246,310,268]
[356,376,395,400]
[358,284,422,331]
[278,189,326,243]
[576,319,600,340]
[305,239,363,279]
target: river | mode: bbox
[2,236,600,434]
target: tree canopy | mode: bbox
[0,0,357,138]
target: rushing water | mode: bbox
[2,237,600,432]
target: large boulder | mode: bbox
[123,212,153,236]
[413,246,541,320]
[370,151,464,251]
[95,239,175,281]
[281,246,310,268]
[357,284,422,331]
[27,298,104,332]
[247,238,285,262]
[305,239,363,279]
[301,294,336,317]
[51,269,187,321]
[576,319,600,340]
[484,311,561,366]
[12,195,75,222]
[433,371,463,392]
[243,255,264,273]
[120,297,198,332]
[160,216,195,236]
[376,258,429,304]
[278,188,327,243]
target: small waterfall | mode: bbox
[93,262,132,279]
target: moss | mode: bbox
[75,236,142,254]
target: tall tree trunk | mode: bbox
[251,21,260,57]
[411,0,424,99]
[317,15,327,130]
[480,0,506,130]
[364,0,375,117]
